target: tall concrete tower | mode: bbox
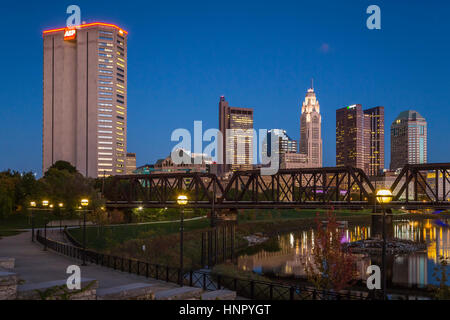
[299,83,322,167]
[43,22,128,177]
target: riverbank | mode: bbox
[63,209,450,269]
[66,209,380,268]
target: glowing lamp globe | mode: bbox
[81,199,89,207]
[376,189,393,204]
[177,195,188,206]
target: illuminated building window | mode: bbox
[98,163,113,166]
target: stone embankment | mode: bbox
[343,238,427,254]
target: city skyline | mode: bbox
[1,1,449,176]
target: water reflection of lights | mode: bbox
[394,219,450,263]
[238,218,450,286]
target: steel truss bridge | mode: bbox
[104,163,450,210]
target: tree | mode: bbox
[304,210,358,293]
[45,160,78,175]
[0,175,16,218]
[432,255,450,300]
[40,164,103,217]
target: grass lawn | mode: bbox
[0,212,77,239]
[68,217,211,250]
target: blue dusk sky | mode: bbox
[1,0,449,176]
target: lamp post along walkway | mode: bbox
[81,198,89,266]
[177,195,188,286]
[375,189,393,301]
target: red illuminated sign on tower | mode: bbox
[63,28,76,41]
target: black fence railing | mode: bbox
[36,230,371,300]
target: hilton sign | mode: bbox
[63,28,76,41]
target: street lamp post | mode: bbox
[30,201,36,242]
[177,195,188,286]
[375,189,393,301]
[81,199,89,266]
[58,203,64,233]
[42,200,49,250]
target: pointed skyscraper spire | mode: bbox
[300,83,322,168]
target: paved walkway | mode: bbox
[0,231,177,290]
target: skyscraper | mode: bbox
[262,129,297,168]
[299,85,322,167]
[336,104,366,171]
[218,96,254,174]
[264,129,298,156]
[336,104,385,176]
[364,106,384,176]
[390,110,427,170]
[43,22,128,177]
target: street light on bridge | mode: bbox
[375,189,392,301]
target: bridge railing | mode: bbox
[103,164,450,208]
[104,166,378,207]
[390,163,450,203]
[36,230,371,300]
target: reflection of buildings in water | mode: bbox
[394,219,450,263]
[238,247,295,274]
[392,253,428,287]
[238,219,449,286]
[238,227,372,278]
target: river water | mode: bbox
[237,218,450,288]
